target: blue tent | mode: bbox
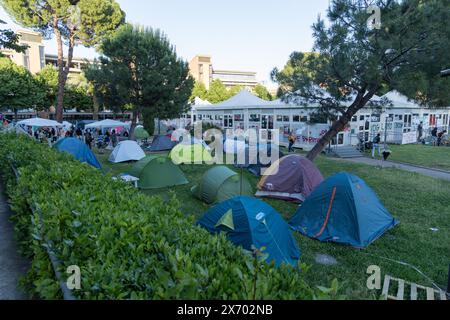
[54,138,102,169]
[290,172,398,248]
[197,196,301,266]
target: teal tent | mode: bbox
[198,196,301,266]
[290,172,399,248]
[54,138,101,169]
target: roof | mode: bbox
[214,90,268,108]
[382,90,422,109]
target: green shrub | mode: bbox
[0,133,340,300]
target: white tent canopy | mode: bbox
[85,119,130,130]
[108,140,146,163]
[17,117,63,128]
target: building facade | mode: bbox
[189,54,258,90]
[178,90,450,149]
[1,29,92,82]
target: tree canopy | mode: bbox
[86,24,194,136]
[0,0,125,122]
[0,18,27,54]
[253,83,273,101]
[271,0,450,161]
[0,57,46,113]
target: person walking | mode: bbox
[288,131,296,153]
[372,133,382,158]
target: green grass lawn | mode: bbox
[369,144,450,172]
[96,149,450,300]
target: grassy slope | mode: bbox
[96,150,450,299]
[370,144,450,172]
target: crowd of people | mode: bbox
[26,124,128,150]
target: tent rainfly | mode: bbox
[54,137,102,169]
[256,154,324,202]
[149,135,178,152]
[197,196,301,267]
[169,143,212,164]
[191,166,253,204]
[109,140,146,163]
[290,172,399,248]
[128,155,188,189]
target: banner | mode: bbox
[401,131,417,145]
[295,124,330,144]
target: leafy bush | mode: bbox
[0,133,339,300]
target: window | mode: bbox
[23,49,30,71]
[360,115,364,121]
[276,115,283,122]
[351,116,357,122]
[293,115,300,122]
[234,114,244,121]
[300,116,308,122]
[249,114,260,122]
[224,115,233,128]
[283,116,290,122]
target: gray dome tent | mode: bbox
[191,166,253,204]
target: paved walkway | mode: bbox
[0,181,29,300]
[335,157,450,182]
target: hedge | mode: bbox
[0,133,340,300]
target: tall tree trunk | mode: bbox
[129,108,139,140]
[54,17,76,123]
[306,89,378,161]
[92,93,99,121]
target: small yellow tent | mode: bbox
[169,143,213,164]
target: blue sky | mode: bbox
[0,0,330,85]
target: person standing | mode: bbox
[111,129,118,148]
[417,122,423,143]
[431,127,438,146]
[85,131,93,149]
[372,133,382,158]
[288,131,296,153]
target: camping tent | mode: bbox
[128,155,188,189]
[256,155,323,202]
[234,144,285,176]
[108,140,146,163]
[135,126,150,140]
[149,135,178,152]
[169,143,212,164]
[289,172,399,248]
[54,137,102,169]
[197,196,301,266]
[191,166,253,204]
[17,117,62,128]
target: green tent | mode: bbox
[191,166,253,204]
[169,143,213,164]
[135,127,150,140]
[128,155,188,189]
